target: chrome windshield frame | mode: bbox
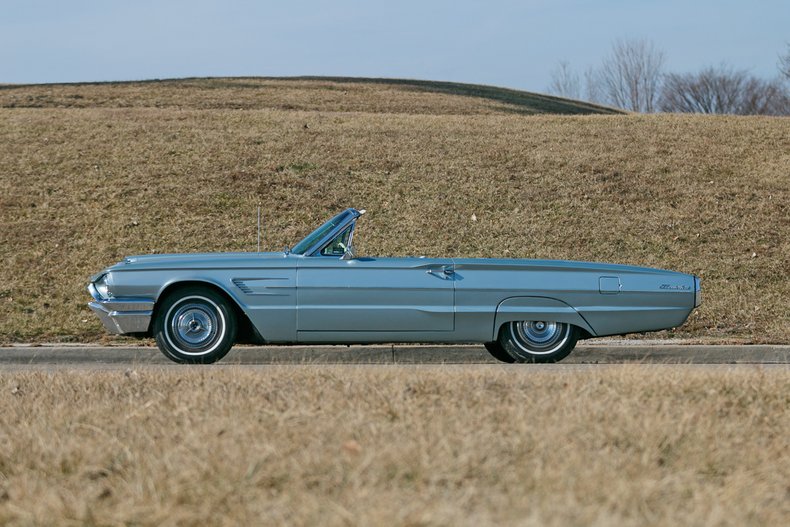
[297,208,363,257]
[313,222,357,258]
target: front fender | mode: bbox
[493,296,596,341]
[156,276,247,308]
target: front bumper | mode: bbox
[87,283,154,334]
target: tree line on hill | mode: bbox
[547,39,790,115]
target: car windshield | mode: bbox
[320,225,353,256]
[291,210,354,255]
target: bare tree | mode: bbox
[780,43,790,80]
[660,65,789,115]
[588,38,665,112]
[661,65,744,114]
[584,67,604,104]
[547,61,581,99]
[739,76,789,115]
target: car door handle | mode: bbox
[426,267,454,279]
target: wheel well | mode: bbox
[494,321,593,341]
[152,281,264,343]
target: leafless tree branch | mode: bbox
[588,39,665,112]
[779,43,790,80]
[547,61,581,100]
[660,64,789,115]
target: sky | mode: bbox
[1,0,788,93]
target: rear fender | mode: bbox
[493,296,596,341]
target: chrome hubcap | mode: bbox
[510,321,570,355]
[176,308,215,345]
[170,303,219,348]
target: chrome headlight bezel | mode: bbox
[93,273,112,300]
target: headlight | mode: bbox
[94,273,112,300]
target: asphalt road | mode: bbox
[0,344,787,371]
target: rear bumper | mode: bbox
[87,283,154,334]
[694,276,702,308]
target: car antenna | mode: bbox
[257,203,261,253]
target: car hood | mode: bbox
[106,252,290,272]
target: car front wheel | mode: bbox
[498,321,578,363]
[153,287,237,364]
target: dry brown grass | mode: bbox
[0,78,788,343]
[0,366,787,526]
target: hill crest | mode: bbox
[0,76,622,115]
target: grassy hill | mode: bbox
[0,77,787,343]
[0,77,621,115]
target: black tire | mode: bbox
[498,321,578,363]
[153,286,237,364]
[484,341,516,363]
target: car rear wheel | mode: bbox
[484,341,516,363]
[153,287,237,364]
[498,321,578,363]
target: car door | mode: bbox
[296,256,455,336]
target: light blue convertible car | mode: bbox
[88,208,701,364]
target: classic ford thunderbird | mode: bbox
[88,208,701,364]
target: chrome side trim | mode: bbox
[87,284,154,334]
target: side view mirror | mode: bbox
[340,245,357,260]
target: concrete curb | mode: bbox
[0,344,788,365]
